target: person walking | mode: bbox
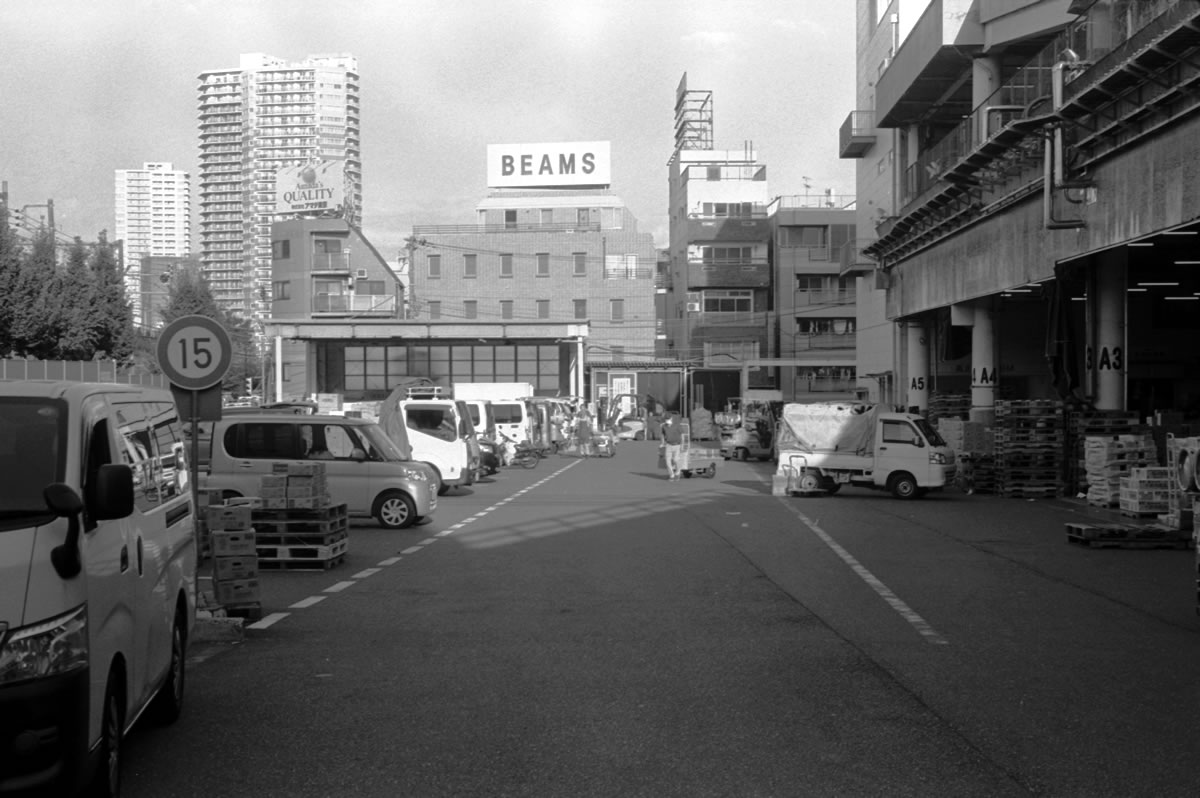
[659,412,685,480]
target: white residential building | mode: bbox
[197,52,361,320]
[114,161,191,328]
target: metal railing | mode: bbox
[794,289,856,306]
[412,221,603,235]
[313,293,397,314]
[603,267,653,280]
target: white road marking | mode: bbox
[377,557,402,565]
[290,596,327,609]
[418,538,438,545]
[400,546,424,554]
[352,568,381,579]
[779,501,949,646]
[324,581,356,593]
[247,613,289,630]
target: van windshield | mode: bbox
[361,423,409,461]
[913,418,946,447]
[492,402,524,424]
[0,398,67,516]
[405,405,458,442]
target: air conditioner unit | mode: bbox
[356,269,368,278]
[686,302,701,312]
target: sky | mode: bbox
[0,0,857,257]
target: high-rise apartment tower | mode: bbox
[197,52,361,319]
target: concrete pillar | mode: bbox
[971,301,996,423]
[1089,252,1126,411]
[972,55,1001,145]
[905,320,930,413]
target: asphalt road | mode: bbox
[121,441,1200,798]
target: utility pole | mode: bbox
[402,236,427,319]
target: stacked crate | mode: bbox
[993,399,1064,498]
[251,462,348,570]
[195,488,227,561]
[938,417,996,494]
[1083,433,1158,507]
[1066,409,1142,494]
[1118,466,1172,518]
[207,503,260,617]
[927,392,970,425]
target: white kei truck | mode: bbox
[774,402,956,499]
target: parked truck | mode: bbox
[774,402,956,499]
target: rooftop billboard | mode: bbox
[275,160,346,216]
[486,141,611,189]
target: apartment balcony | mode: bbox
[838,110,876,158]
[794,289,856,307]
[790,333,857,351]
[839,238,878,277]
[689,310,768,330]
[312,293,397,316]
[685,259,770,289]
[685,216,771,242]
[603,267,654,280]
[311,253,350,274]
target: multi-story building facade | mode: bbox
[666,75,860,406]
[849,0,1200,422]
[114,162,190,328]
[197,52,361,320]
[769,196,859,401]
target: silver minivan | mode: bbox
[202,414,436,529]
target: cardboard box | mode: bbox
[213,578,260,606]
[287,462,326,477]
[211,530,256,557]
[260,475,288,489]
[205,505,252,531]
[213,555,258,581]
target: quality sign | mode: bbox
[487,141,611,189]
[275,160,346,215]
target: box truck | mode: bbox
[774,402,956,499]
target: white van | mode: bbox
[0,382,196,797]
[489,397,534,448]
[394,399,478,495]
[201,414,437,529]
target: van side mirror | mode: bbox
[46,483,85,580]
[912,436,925,448]
[92,464,135,521]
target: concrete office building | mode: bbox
[197,52,361,320]
[114,162,190,328]
[848,0,1200,422]
[665,75,860,407]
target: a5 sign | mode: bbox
[156,315,233,391]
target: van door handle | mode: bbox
[236,461,255,469]
[137,538,144,576]
[119,545,129,573]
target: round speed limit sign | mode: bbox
[156,315,233,391]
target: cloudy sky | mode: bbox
[1,0,856,256]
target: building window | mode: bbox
[780,225,829,248]
[707,166,722,180]
[609,345,624,361]
[428,301,441,319]
[610,299,624,321]
[464,300,477,319]
[428,254,441,278]
[501,300,513,320]
[573,299,587,319]
[272,240,290,259]
[463,254,477,278]
[272,281,290,301]
[577,208,590,227]
[540,209,553,225]
[536,253,550,277]
[505,210,517,229]
[536,300,549,319]
[500,253,513,278]
[702,290,752,313]
[356,279,385,295]
[573,252,586,276]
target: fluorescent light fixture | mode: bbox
[1127,288,1148,292]
[1175,260,1200,265]
[1129,242,1154,247]
[1004,288,1032,293]
[1164,296,1198,301]
[1136,281,1179,286]
[1164,230,1198,235]
[1070,297,1086,301]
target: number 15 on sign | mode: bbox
[156,315,233,391]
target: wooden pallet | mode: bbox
[251,504,348,523]
[1066,522,1192,549]
[223,603,263,621]
[257,537,347,565]
[259,553,346,571]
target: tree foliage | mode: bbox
[0,214,136,362]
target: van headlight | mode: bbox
[0,605,88,685]
[928,450,952,465]
[400,466,428,481]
